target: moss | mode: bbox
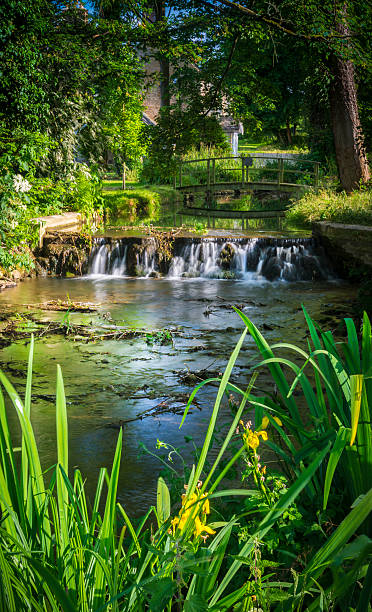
[286,188,372,227]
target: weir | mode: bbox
[88,236,333,282]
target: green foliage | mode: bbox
[103,188,161,223]
[287,188,372,227]
[65,167,103,219]
[0,129,103,271]
[234,308,372,522]
[141,110,229,184]
[0,129,52,270]
[145,329,173,345]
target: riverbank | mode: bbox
[287,188,372,227]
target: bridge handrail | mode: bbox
[174,154,320,190]
[179,154,320,165]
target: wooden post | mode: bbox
[278,158,284,185]
[212,216,215,229]
[207,159,211,188]
[173,198,177,226]
[212,158,216,185]
[122,163,126,190]
[241,215,244,230]
[173,172,177,189]
[241,157,245,187]
[314,162,320,188]
[179,163,182,188]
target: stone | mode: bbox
[219,243,235,269]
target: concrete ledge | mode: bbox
[32,213,83,247]
[313,221,372,275]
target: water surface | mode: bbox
[0,239,354,515]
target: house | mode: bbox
[142,55,243,155]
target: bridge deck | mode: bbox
[177,180,309,194]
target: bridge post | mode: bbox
[278,158,284,185]
[212,158,216,185]
[179,163,183,188]
[241,157,245,188]
[207,159,211,188]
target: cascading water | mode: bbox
[90,240,128,276]
[88,237,333,281]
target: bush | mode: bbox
[0,129,104,272]
[287,188,372,227]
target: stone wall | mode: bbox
[313,222,372,277]
[34,232,91,277]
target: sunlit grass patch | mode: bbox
[287,188,372,227]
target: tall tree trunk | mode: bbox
[328,20,370,192]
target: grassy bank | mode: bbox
[102,182,178,225]
[287,188,372,227]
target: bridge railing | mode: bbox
[174,154,320,190]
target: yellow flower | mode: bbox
[243,429,268,451]
[194,516,216,538]
[171,489,215,539]
[259,415,282,429]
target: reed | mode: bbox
[0,321,370,610]
[231,308,372,520]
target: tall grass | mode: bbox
[0,319,371,610]
[231,308,372,525]
[287,188,372,227]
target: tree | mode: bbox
[123,0,371,191]
[0,0,146,177]
[196,0,371,190]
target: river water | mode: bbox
[0,232,354,515]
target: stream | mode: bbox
[0,231,355,515]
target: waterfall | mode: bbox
[89,240,128,276]
[88,237,333,282]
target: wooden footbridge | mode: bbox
[173,154,320,226]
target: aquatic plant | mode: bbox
[0,324,370,610]
[233,308,372,521]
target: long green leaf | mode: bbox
[187,328,247,498]
[350,374,363,446]
[56,365,70,557]
[22,335,34,505]
[157,477,170,526]
[323,427,349,509]
[307,488,372,580]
